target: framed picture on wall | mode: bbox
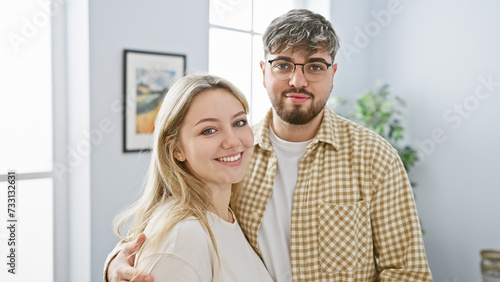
[123,49,186,152]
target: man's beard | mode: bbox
[271,89,326,125]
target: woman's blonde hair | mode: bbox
[113,73,249,273]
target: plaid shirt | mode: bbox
[232,107,432,281]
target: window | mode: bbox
[209,0,331,124]
[209,0,294,124]
[0,1,54,281]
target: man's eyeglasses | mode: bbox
[266,59,332,82]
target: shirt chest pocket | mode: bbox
[317,201,370,273]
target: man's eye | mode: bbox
[202,128,216,135]
[234,119,247,127]
[307,63,326,71]
[274,62,293,70]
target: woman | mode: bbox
[113,74,273,281]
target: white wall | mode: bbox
[87,1,208,281]
[332,0,500,280]
[78,0,500,281]
[330,0,372,102]
[66,0,90,281]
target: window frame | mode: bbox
[0,0,66,281]
[208,0,269,125]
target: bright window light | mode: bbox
[0,0,53,173]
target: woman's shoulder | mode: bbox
[153,217,212,253]
[174,217,211,241]
[139,217,218,281]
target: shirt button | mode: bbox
[252,212,259,219]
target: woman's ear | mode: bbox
[174,150,185,162]
[167,136,184,162]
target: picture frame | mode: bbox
[123,49,186,152]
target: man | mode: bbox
[106,9,432,281]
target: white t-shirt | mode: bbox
[136,210,273,282]
[257,127,311,282]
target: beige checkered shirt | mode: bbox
[232,107,432,281]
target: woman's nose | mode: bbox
[221,129,240,149]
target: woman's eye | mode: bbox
[202,128,216,135]
[234,119,247,127]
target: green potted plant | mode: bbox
[330,84,419,176]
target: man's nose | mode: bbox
[289,65,308,88]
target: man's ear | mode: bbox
[330,63,338,91]
[260,60,267,88]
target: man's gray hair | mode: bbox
[262,9,340,61]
